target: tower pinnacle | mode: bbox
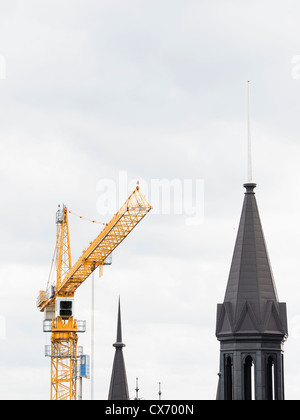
[108,298,129,400]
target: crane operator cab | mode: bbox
[55,298,74,319]
[56,205,64,224]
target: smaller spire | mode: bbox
[108,297,129,400]
[114,297,125,348]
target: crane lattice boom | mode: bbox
[38,186,152,311]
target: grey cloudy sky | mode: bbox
[1,0,300,400]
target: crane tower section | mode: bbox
[37,186,152,400]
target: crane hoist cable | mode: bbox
[46,208,105,292]
[67,208,107,225]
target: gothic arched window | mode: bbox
[244,356,255,400]
[266,356,276,400]
[224,355,233,400]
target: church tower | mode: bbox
[216,182,288,400]
[108,298,130,400]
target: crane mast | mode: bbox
[56,205,72,290]
[49,206,77,400]
[37,186,152,400]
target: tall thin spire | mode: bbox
[216,183,288,400]
[108,298,130,400]
[247,81,253,183]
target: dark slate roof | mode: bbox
[108,299,130,400]
[216,183,288,337]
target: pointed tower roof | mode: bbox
[216,183,287,337]
[108,298,130,400]
[216,182,288,400]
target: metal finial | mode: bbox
[135,377,140,400]
[158,382,162,400]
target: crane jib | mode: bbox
[38,187,152,311]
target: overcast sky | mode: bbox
[1,0,300,400]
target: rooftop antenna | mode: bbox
[158,382,162,400]
[247,80,253,183]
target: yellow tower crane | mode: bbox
[37,186,152,400]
